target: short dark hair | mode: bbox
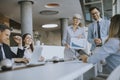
[89,7,100,12]
[0,24,11,32]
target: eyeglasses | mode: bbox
[73,18,81,20]
[91,12,99,16]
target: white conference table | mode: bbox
[0,61,94,80]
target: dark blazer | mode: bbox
[0,43,25,61]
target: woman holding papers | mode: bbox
[62,14,86,58]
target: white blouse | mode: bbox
[23,47,33,59]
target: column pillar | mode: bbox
[117,0,120,14]
[18,0,34,36]
[60,18,68,45]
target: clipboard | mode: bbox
[70,38,86,49]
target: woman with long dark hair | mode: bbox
[15,33,45,62]
[22,33,34,60]
[15,33,34,61]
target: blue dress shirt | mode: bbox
[88,38,120,72]
[87,18,110,51]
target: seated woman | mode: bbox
[81,14,120,74]
[14,33,44,62]
[22,33,34,61]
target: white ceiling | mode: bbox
[0,0,83,31]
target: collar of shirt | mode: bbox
[24,46,30,49]
[95,18,102,23]
[70,25,79,30]
[0,43,2,46]
[0,44,6,59]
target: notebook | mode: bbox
[26,46,45,66]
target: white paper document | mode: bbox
[70,38,86,49]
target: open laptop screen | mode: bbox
[29,46,42,63]
[41,45,65,60]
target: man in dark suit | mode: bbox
[0,24,28,63]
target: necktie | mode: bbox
[97,21,101,39]
[96,21,102,47]
[0,45,3,61]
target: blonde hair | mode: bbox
[72,14,83,27]
[73,14,82,19]
[106,14,120,42]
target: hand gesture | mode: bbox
[65,43,70,48]
[14,58,29,64]
[13,36,22,45]
[80,54,88,63]
[77,34,82,39]
[39,56,45,62]
[94,38,102,45]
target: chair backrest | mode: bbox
[107,65,120,80]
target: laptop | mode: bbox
[41,45,65,61]
[26,46,45,66]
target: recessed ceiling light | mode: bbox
[40,10,59,15]
[45,3,59,8]
[42,24,58,28]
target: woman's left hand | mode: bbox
[39,56,45,62]
[78,34,82,39]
